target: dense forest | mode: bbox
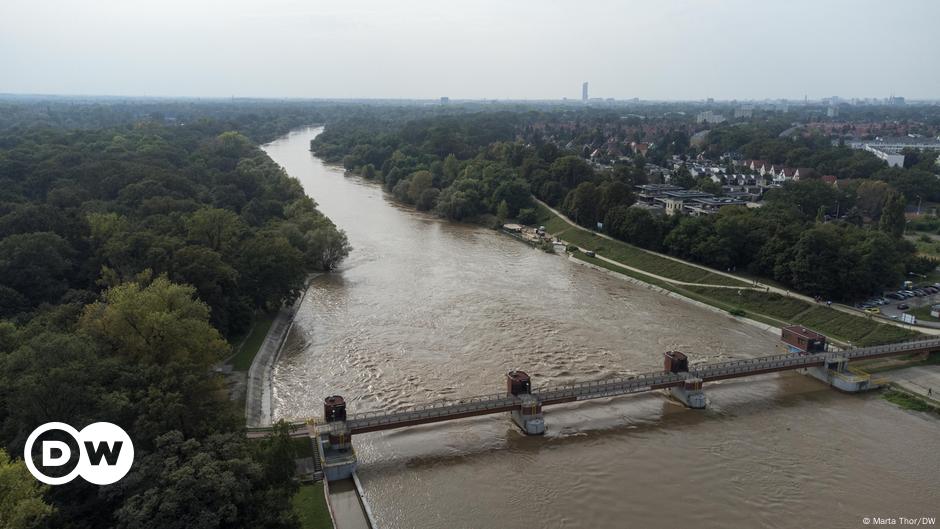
[0,104,350,528]
[313,109,937,301]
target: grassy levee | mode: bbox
[536,203,747,287]
[536,203,921,346]
[573,253,791,329]
[293,483,333,529]
[229,313,276,371]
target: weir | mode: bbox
[250,327,940,481]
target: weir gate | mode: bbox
[248,326,940,481]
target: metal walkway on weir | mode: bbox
[302,335,940,436]
[245,328,940,485]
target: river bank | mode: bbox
[534,201,922,347]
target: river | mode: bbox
[264,127,939,529]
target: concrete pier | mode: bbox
[511,394,545,435]
[800,354,886,392]
[318,426,358,481]
[668,377,707,408]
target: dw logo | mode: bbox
[24,422,134,485]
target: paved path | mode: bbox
[586,250,765,290]
[245,306,295,427]
[536,198,940,336]
[880,364,940,405]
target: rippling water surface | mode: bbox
[264,128,939,529]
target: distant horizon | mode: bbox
[3,0,939,101]
[2,91,938,104]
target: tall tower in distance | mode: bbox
[582,82,589,101]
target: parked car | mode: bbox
[926,287,939,294]
[887,293,902,300]
[898,303,910,310]
[864,307,880,314]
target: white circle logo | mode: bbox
[24,422,134,485]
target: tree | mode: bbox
[407,171,434,204]
[416,188,440,211]
[237,234,306,309]
[116,431,297,529]
[496,200,510,221]
[549,156,593,189]
[604,206,662,250]
[787,224,845,299]
[670,165,695,189]
[186,208,245,253]
[695,178,722,195]
[765,180,838,219]
[597,180,634,220]
[563,182,600,227]
[879,190,906,238]
[0,449,54,529]
[517,208,538,225]
[0,232,75,306]
[79,276,229,367]
[854,180,890,220]
[491,178,532,217]
[435,186,481,220]
[0,330,116,438]
[442,154,460,185]
[303,226,351,270]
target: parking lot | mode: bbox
[858,284,940,326]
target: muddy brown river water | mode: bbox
[264,128,939,529]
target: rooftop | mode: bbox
[662,190,714,199]
[690,197,747,206]
[636,183,682,192]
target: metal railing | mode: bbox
[255,337,940,435]
[841,338,940,360]
[347,394,519,430]
[534,371,683,403]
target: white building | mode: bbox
[864,145,906,167]
[696,110,726,124]
[846,138,940,168]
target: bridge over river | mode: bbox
[248,326,940,485]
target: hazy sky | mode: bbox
[2,0,938,100]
